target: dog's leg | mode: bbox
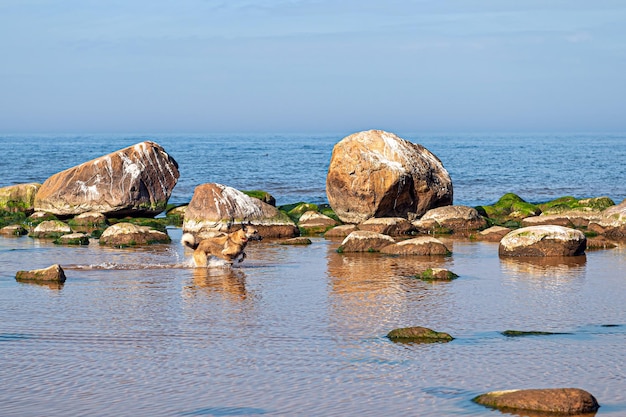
[193,250,208,267]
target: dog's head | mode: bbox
[237,223,263,242]
[241,223,262,242]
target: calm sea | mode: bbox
[1,132,625,416]
[1,132,624,207]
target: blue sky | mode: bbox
[1,0,624,133]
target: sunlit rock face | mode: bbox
[499,225,587,257]
[34,141,179,217]
[182,183,298,238]
[326,130,453,224]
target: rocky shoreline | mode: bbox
[1,129,623,415]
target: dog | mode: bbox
[181,223,262,267]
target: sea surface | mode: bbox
[1,133,625,416]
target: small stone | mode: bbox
[415,268,458,281]
[280,237,312,245]
[16,264,66,284]
[473,388,600,415]
[387,326,454,343]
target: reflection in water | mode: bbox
[500,255,587,283]
[15,280,65,291]
[189,267,248,300]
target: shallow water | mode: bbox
[1,229,624,416]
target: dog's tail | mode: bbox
[181,232,199,250]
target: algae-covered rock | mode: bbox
[387,326,454,343]
[0,183,41,214]
[499,225,586,257]
[99,222,170,247]
[29,220,72,239]
[538,196,615,214]
[415,268,458,281]
[473,388,600,415]
[54,232,90,245]
[243,190,276,206]
[297,211,338,234]
[16,264,66,284]
[0,224,28,236]
[476,193,541,226]
[501,330,571,337]
[418,205,487,232]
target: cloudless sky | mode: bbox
[1,0,625,133]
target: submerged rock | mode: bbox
[16,264,66,284]
[499,225,586,257]
[280,237,312,245]
[387,326,454,343]
[183,183,298,239]
[473,388,600,415]
[326,130,453,224]
[415,268,458,281]
[34,141,179,217]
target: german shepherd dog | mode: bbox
[181,223,262,267]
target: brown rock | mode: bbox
[473,388,600,415]
[16,264,66,284]
[0,224,28,236]
[380,236,450,256]
[30,220,72,238]
[387,326,454,343]
[588,199,626,238]
[338,230,395,253]
[358,217,416,235]
[0,183,41,213]
[99,222,170,246]
[280,237,313,245]
[476,225,511,242]
[55,232,90,245]
[326,130,453,224]
[499,226,586,257]
[34,141,179,217]
[418,205,487,232]
[324,224,358,238]
[183,183,298,238]
[297,211,338,234]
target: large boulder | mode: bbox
[499,225,586,257]
[0,183,41,213]
[183,183,298,239]
[326,130,453,223]
[473,388,599,415]
[34,141,179,218]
